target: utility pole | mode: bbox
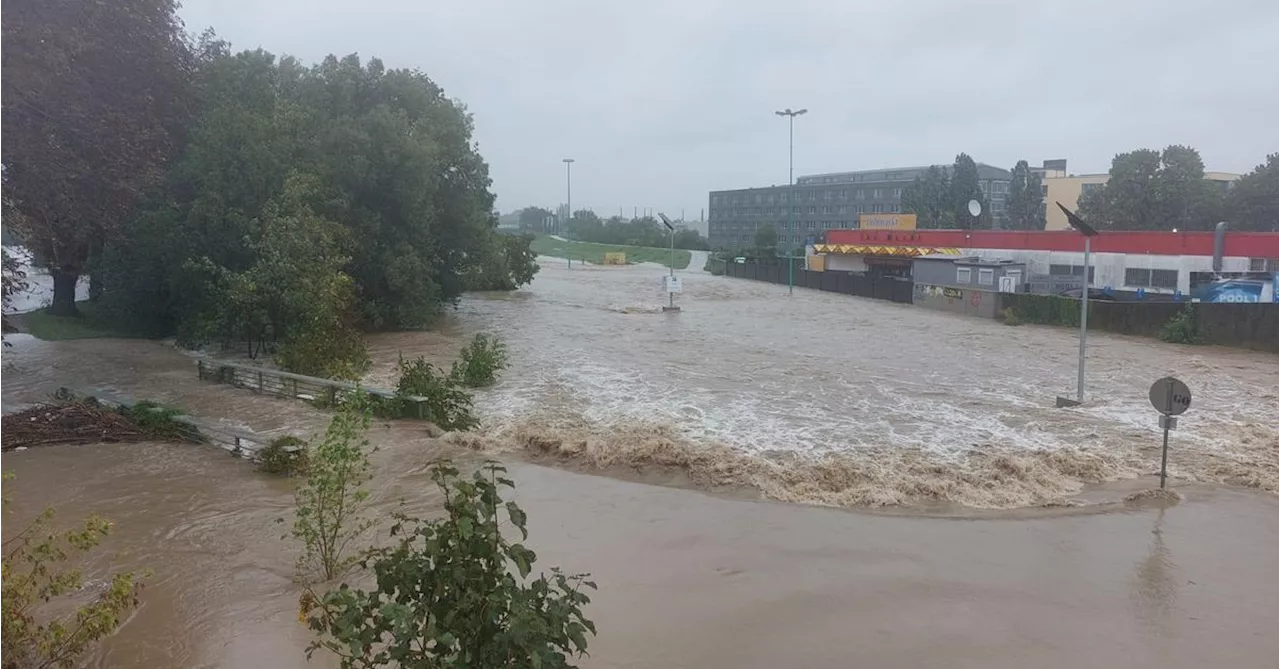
[775,107,808,296]
[562,158,574,235]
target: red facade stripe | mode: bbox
[824,229,1279,258]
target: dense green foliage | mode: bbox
[1077,146,1275,231]
[392,356,480,431]
[1159,304,1203,345]
[1001,294,1082,327]
[900,154,995,229]
[259,435,310,476]
[529,236,692,269]
[292,405,376,582]
[450,334,509,388]
[1005,160,1046,230]
[2,0,191,316]
[564,211,709,250]
[2,474,144,669]
[1226,154,1278,232]
[10,33,537,377]
[302,461,596,669]
[900,165,952,229]
[2,248,28,344]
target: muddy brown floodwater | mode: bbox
[1,257,1276,668]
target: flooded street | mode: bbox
[1,259,1276,667]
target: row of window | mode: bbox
[711,220,848,232]
[1049,263,1178,290]
[713,233,812,245]
[711,187,907,206]
[712,202,904,218]
[797,171,919,185]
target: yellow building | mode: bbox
[1043,174,1110,230]
[1041,167,1240,231]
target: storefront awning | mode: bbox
[812,244,962,257]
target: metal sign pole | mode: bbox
[1159,425,1171,489]
[1076,235,1090,403]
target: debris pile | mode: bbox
[2,396,202,451]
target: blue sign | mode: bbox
[1198,279,1265,303]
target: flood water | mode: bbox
[1,257,1276,668]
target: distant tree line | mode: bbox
[560,210,709,250]
[2,1,537,378]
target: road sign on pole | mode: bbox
[1149,376,1192,489]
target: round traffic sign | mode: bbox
[1149,377,1191,416]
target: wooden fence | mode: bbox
[195,359,431,418]
[78,388,279,461]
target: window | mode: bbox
[824,190,833,201]
[1249,258,1278,272]
[779,192,789,203]
[838,189,848,199]
[855,189,865,200]
[978,268,994,286]
[1040,184,1048,196]
[1049,264,1095,282]
[891,188,902,197]
[838,205,848,215]
[1151,269,1178,289]
[807,206,816,214]
[824,221,835,229]
[872,188,883,198]
[807,221,816,230]
[1125,268,1179,289]
[957,267,972,284]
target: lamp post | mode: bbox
[775,107,807,296]
[1054,202,1099,407]
[562,158,574,236]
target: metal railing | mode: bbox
[194,359,431,419]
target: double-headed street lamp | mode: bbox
[775,108,807,296]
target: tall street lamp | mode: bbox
[1055,202,1099,407]
[775,108,807,296]
[562,158,575,235]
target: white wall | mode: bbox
[825,255,868,273]
[965,247,1256,294]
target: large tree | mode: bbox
[901,165,951,229]
[2,0,191,315]
[1077,146,1228,230]
[518,207,554,232]
[1227,154,1278,232]
[948,153,988,229]
[1004,160,1045,230]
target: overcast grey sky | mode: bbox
[182,0,1278,219]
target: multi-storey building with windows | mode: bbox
[707,162,1013,249]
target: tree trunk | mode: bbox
[48,269,80,317]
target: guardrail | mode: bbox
[76,388,278,460]
[194,359,431,418]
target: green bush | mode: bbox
[1001,307,1022,326]
[1003,294,1081,326]
[114,400,205,443]
[449,333,508,388]
[395,356,479,431]
[301,461,596,668]
[1159,303,1202,344]
[258,435,309,476]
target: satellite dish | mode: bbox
[967,199,982,217]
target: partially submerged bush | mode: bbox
[1159,303,1202,345]
[449,333,508,388]
[292,406,376,582]
[395,356,479,431]
[258,435,309,476]
[2,473,144,667]
[1001,307,1022,326]
[301,461,596,668]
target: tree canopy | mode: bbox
[80,45,537,376]
[1005,160,1046,231]
[1226,154,1278,232]
[563,212,709,251]
[2,0,192,315]
[1073,145,1268,231]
